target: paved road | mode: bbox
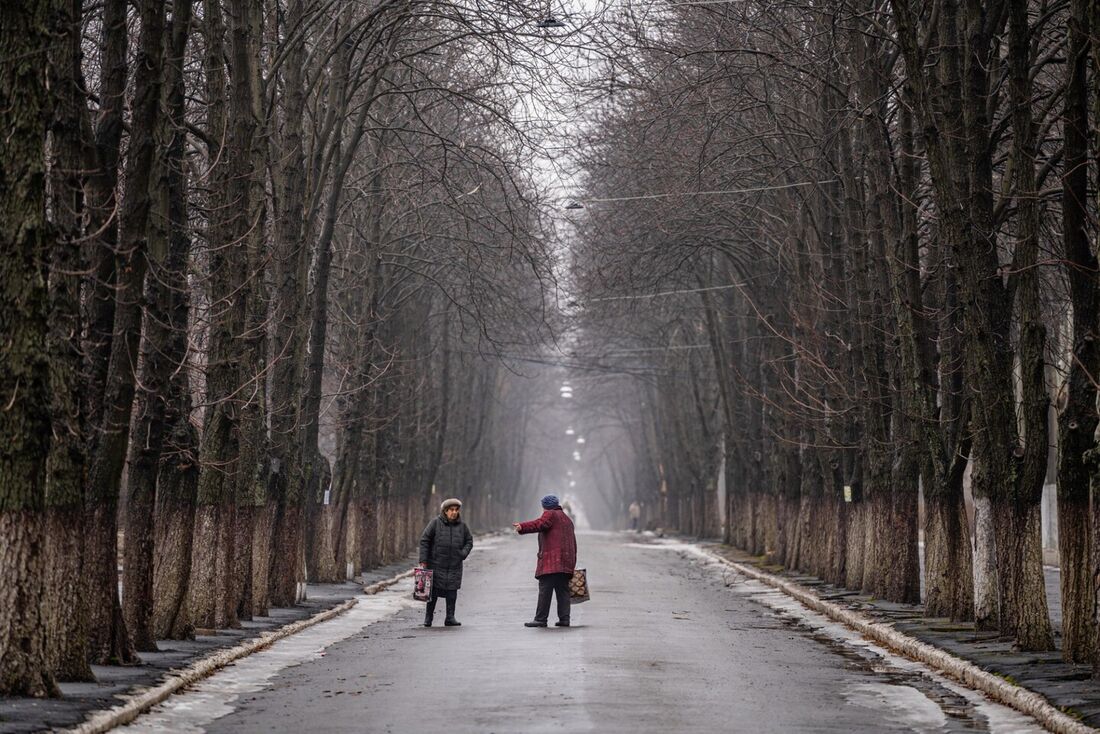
[125,532,1047,733]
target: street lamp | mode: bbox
[536,14,566,28]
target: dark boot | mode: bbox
[444,593,460,626]
[424,597,437,627]
[525,621,547,627]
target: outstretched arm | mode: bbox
[516,511,553,534]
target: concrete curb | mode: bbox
[706,550,1094,734]
[363,568,414,595]
[64,569,413,734]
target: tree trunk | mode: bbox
[234,502,254,620]
[251,500,276,616]
[282,199,337,601]
[1057,0,1096,663]
[972,476,1000,630]
[992,500,1053,649]
[189,0,239,631]
[152,416,199,640]
[923,482,975,620]
[226,0,266,623]
[359,497,378,570]
[77,0,124,664]
[270,502,304,604]
[81,0,127,443]
[44,0,94,683]
[845,502,866,590]
[884,448,921,604]
[0,0,58,696]
[148,0,197,642]
[85,0,166,665]
[1091,0,1100,677]
[1000,0,1054,650]
[120,0,195,640]
[189,420,238,630]
[267,0,310,608]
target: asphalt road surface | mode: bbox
[123,532,1047,733]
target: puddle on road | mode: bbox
[630,538,1047,734]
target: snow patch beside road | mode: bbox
[118,580,418,733]
[844,683,949,730]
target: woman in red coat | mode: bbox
[513,495,577,627]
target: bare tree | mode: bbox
[0,0,59,698]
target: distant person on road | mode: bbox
[512,494,577,628]
[628,501,641,531]
[419,498,473,628]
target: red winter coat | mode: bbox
[517,508,577,577]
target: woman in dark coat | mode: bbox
[419,498,473,627]
[513,494,577,627]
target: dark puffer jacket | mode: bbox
[419,515,473,591]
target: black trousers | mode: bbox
[534,572,572,624]
[426,588,457,620]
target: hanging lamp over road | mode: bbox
[536,2,566,29]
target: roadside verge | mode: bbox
[702,546,1094,734]
[62,566,414,734]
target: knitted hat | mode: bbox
[541,494,559,509]
[440,498,462,512]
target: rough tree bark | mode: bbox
[149,0,199,641]
[1091,0,1100,678]
[264,0,310,613]
[78,0,125,660]
[1000,0,1054,650]
[85,0,166,665]
[82,0,127,445]
[1057,0,1096,663]
[227,0,267,623]
[122,0,194,651]
[189,0,240,631]
[0,0,60,698]
[44,0,95,682]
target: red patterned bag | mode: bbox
[413,568,433,602]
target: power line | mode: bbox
[578,179,836,204]
[593,344,711,353]
[586,282,745,302]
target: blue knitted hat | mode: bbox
[541,494,559,509]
